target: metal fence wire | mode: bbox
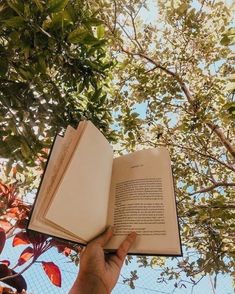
[1,242,234,294]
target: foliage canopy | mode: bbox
[0,0,115,167]
[0,0,234,292]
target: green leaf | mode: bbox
[0,57,8,77]
[78,82,85,93]
[43,11,72,30]
[47,0,69,13]
[228,74,235,82]
[67,28,99,45]
[221,35,230,45]
[221,28,235,46]
[223,102,235,114]
[20,142,31,158]
[67,28,87,43]
[97,25,105,39]
[37,55,47,73]
[84,17,103,26]
[33,0,43,12]
[226,82,235,92]
[43,11,64,30]
[18,68,32,80]
[177,3,189,15]
[128,131,135,140]
[4,16,25,28]
[131,112,139,118]
[92,88,102,101]
[226,27,235,35]
[6,0,24,15]
[83,34,99,45]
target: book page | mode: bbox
[105,148,181,255]
[45,121,113,241]
[41,122,87,239]
[28,128,86,243]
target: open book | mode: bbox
[27,121,182,256]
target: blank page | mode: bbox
[28,128,86,243]
[45,121,113,241]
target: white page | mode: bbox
[105,148,181,255]
[28,132,86,243]
[45,121,113,241]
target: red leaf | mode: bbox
[0,220,12,233]
[42,262,61,287]
[18,247,34,266]
[0,228,6,254]
[16,219,27,229]
[6,207,20,218]
[27,231,47,244]
[12,166,17,177]
[0,182,9,195]
[51,239,72,256]
[62,247,71,257]
[12,232,30,247]
[0,264,27,292]
[0,260,10,266]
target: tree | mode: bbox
[0,0,235,292]
[0,0,114,292]
[95,0,235,289]
[0,0,116,168]
[0,171,84,292]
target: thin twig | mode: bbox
[189,182,235,195]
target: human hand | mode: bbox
[69,227,137,294]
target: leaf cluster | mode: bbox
[0,0,115,166]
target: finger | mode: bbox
[116,232,137,263]
[92,226,114,247]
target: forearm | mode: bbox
[68,273,109,294]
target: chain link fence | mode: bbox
[1,241,234,294]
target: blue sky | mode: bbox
[1,238,234,293]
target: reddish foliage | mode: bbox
[0,220,12,233]
[62,247,71,257]
[11,166,17,177]
[0,261,10,267]
[6,208,20,218]
[0,264,27,292]
[74,245,83,253]
[0,183,17,207]
[50,239,72,257]
[17,247,34,266]
[55,245,71,257]
[27,231,48,245]
[0,183,8,195]
[0,181,30,235]
[0,285,16,293]
[0,228,6,254]
[16,219,28,230]
[0,181,72,289]
[12,232,30,247]
[42,262,61,287]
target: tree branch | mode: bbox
[129,13,144,52]
[112,0,117,33]
[196,204,235,209]
[190,182,235,195]
[142,140,235,172]
[120,48,235,159]
[206,122,235,159]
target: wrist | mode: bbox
[72,272,109,294]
